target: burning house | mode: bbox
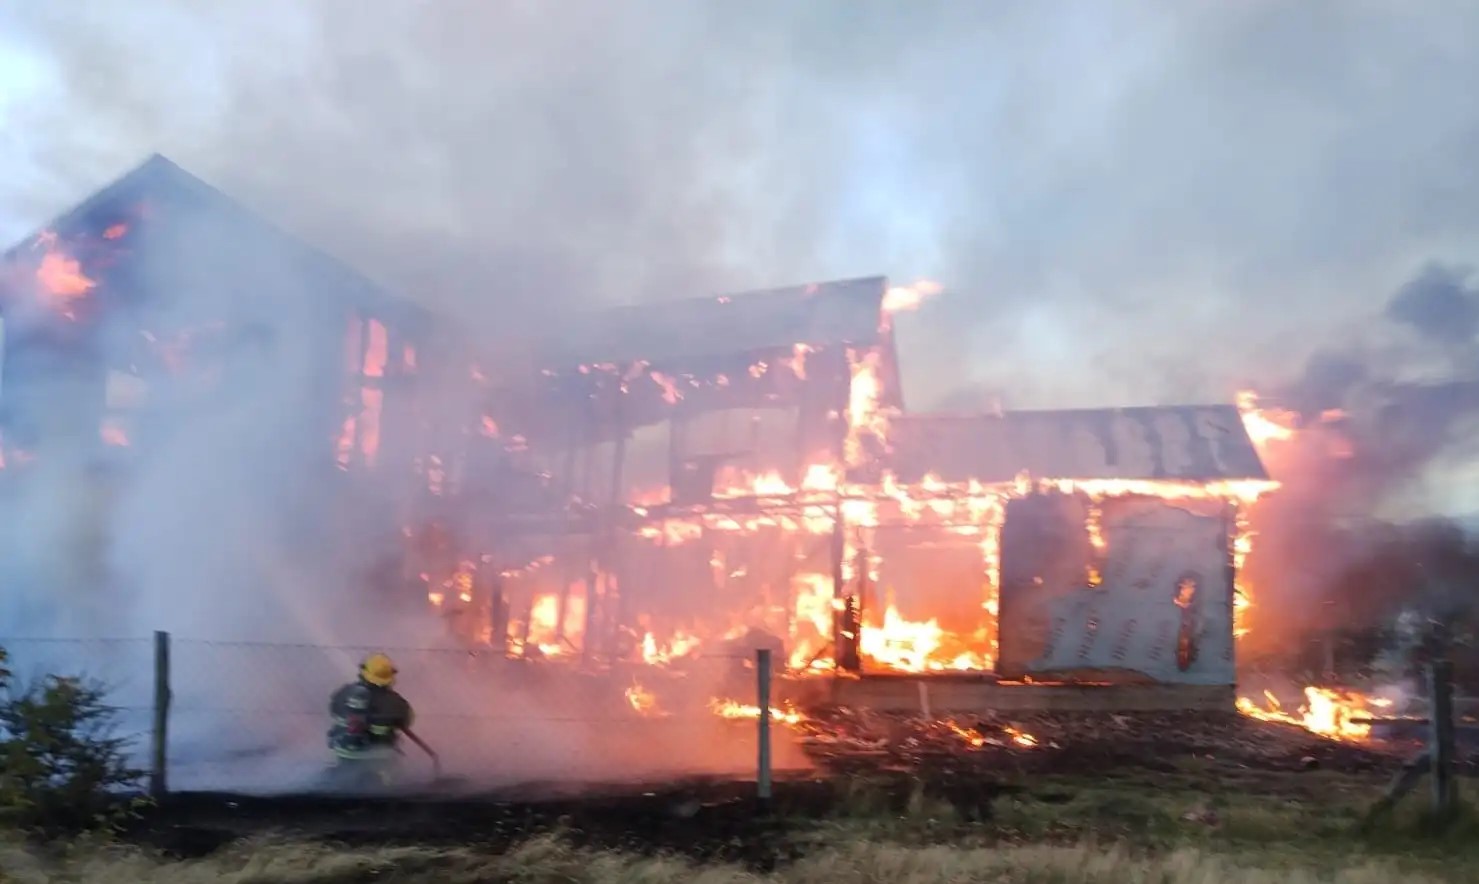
[1,154,1280,713]
[0,155,443,610]
[426,279,1278,711]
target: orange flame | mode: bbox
[363,319,388,378]
[625,681,665,717]
[943,720,1039,748]
[882,279,943,314]
[100,421,130,447]
[1236,390,1297,451]
[32,232,97,319]
[709,697,806,728]
[640,629,702,665]
[1236,687,1391,741]
[620,456,1275,675]
[844,348,890,467]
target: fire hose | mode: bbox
[398,727,442,780]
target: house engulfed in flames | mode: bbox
[0,155,1278,709]
[446,278,1276,710]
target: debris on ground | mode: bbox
[793,707,1406,777]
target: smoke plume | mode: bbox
[1243,264,1479,656]
[4,1,1479,780]
[4,2,1479,409]
[0,172,795,794]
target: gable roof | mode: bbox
[1,154,425,326]
[887,405,1269,483]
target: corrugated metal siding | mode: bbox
[537,276,888,367]
[888,405,1268,482]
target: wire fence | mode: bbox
[0,635,784,795]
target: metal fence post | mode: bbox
[756,648,772,803]
[150,630,171,799]
[1429,659,1456,821]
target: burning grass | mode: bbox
[1237,687,1395,741]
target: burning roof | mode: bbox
[541,275,893,368]
[481,276,901,401]
[0,153,426,329]
[887,406,1269,485]
[475,276,907,446]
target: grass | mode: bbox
[3,768,1477,882]
[798,764,1479,881]
[0,832,1462,884]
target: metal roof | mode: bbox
[1,154,425,326]
[887,405,1269,483]
[536,276,891,367]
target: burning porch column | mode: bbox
[831,505,862,672]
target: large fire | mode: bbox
[12,222,1374,745]
[420,284,1322,706]
[9,213,1383,749]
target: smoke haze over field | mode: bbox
[6,0,1479,734]
[3,1,1479,416]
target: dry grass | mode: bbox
[0,833,1464,884]
[4,768,1476,883]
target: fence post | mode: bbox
[1429,659,1456,821]
[756,648,772,803]
[150,630,171,799]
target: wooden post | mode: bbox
[830,504,861,672]
[1224,502,1237,672]
[1430,659,1456,820]
[150,630,171,799]
[756,648,773,803]
[489,573,510,657]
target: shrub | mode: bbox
[0,645,145,833]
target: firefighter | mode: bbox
[325,652,418,790]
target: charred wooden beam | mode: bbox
[488,572,511,657]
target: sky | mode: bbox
[2,0,1478,411]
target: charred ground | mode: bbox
[105,711,1470,876]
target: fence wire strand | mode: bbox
[0,634,782,794]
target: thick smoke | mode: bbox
[1243,264,1479,658]
[0,185,796,794]
[5,2,1479,408]
[4,2,1479,779]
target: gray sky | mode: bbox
[3,0,1477,410]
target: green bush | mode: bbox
[0,644,145,833]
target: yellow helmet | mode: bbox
[360,653,397,687]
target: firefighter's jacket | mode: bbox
[327,680,414,758]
